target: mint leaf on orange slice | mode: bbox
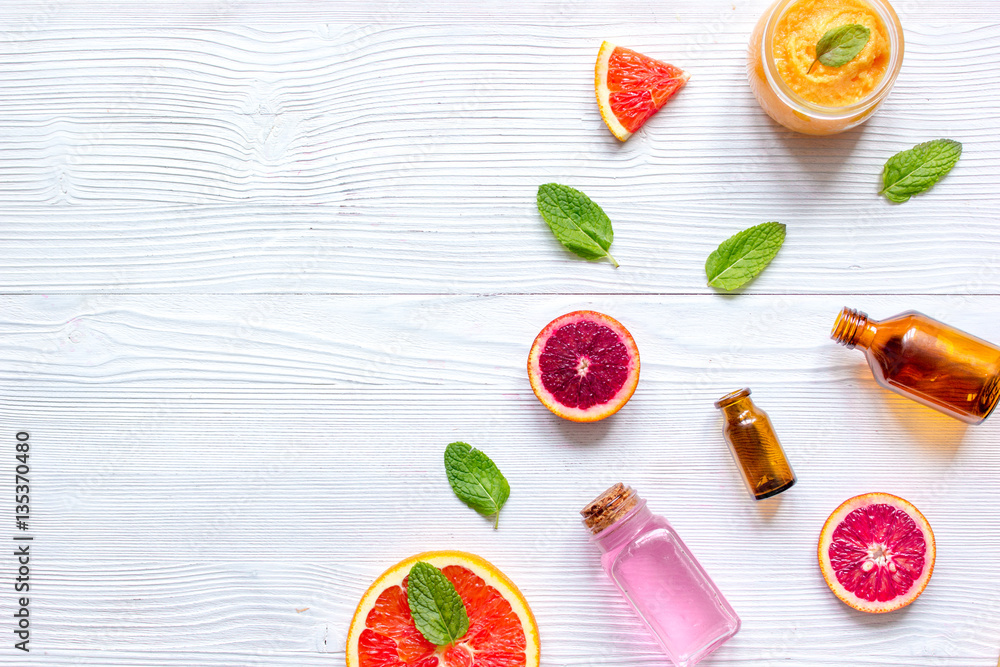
[537,183,618,267]
[880,139,962,203]
[347,551,539,666]
[407,561,470,646]
[444,442,510,529]
[705,222,786,291]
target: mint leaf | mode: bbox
[880,139,962,203]
[810,24,870,72]
[705,222,786,291]
[537,183,619,267]
[444,442,510,529]
[407,562,470,646]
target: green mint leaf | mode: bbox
[444,442,510,529]
[810,24,870,72]
[880,139,962,203]
[407,561,470,647]
[705,222,786,291]
[537,183,619,267]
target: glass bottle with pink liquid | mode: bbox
[580,483,740,667]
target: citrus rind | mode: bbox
[346,550,540,667]
[527,310,640,422]
[595,41,632,141]
[595,40,690,143]
[818,492,935,614]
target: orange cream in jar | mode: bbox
[747,0,903,135]
[774,0,890,106]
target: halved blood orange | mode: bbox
[527,310,640,422]
[346,551,540,667]
[596,41,690,141]
[818,493,935,613]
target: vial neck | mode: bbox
[591,502,653,554]
[581,483,655,552]
[831,307,877,349]
[721,401,751,421]
[715,388,753,419]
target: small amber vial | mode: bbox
[832,307,1000,424]
[714,389,796,500]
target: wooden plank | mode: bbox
[1,294,998,663]
[2,0,997,26]
[0,649,987,667]
[3,293,1000,386]
[2,1,999,664]
[0,22,998,293]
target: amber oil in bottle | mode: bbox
[714,388,796,500]
[831,307,1000,424]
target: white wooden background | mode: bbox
[1,1,999,665]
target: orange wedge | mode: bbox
[596,41,690,141]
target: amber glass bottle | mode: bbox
[831,307,1000,424]
[714,389,796,500]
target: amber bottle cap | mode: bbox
[580,483,639,535]
[714,388,751,409]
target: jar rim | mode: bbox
[758,0,904,120]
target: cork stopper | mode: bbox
[580,483,639,535]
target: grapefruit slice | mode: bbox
[596,41,690,141]
[346,550,540,667]
[527,310,640,422]
[818,493,935,613]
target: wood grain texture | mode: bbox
[1,295,999,664]
[2,1,1000,665]
[1,0,998,25]
[0,19,998,292]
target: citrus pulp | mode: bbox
[818,492,935,613]
[596,41,690,141]
[527,310,640,422]
[346,550,540,667]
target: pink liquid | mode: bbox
[594,503,740,667]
